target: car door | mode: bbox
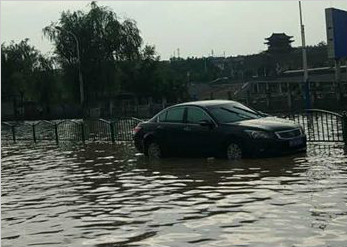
[183,106,219,156]
[155,106,186,155]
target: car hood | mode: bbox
[228,117,299,131]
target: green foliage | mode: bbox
[1,39,60,108]
[43,1,145,103]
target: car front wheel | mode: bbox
[226,142,243,160]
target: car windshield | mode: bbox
[209,103,263,123]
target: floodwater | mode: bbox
[1,142,347,247]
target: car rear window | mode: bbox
[163,107,184,123]
[187,107,212,124]
[158,111,167,122]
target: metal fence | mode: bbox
[1,117,142,144]
[1,110,347,145]
[276,109,347,143]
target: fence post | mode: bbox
[110,121,115,143]
[246,90,251,106]
[32,124,37,143]
[266,82,271,108]
[287,83,293,110]
[54,124,59,145]
[11,125,16,143]
[227,91,232,100]
[342,111,347,145]
[81,122,85,143]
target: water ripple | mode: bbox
[1,143,347,247]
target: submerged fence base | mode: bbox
[2,110,347,145]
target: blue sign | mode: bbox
[326,8,347,59]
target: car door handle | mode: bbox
[183,126,191,131]
[157,125,164,130]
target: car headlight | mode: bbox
[244,130,273,139]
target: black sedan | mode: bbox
[133,100,307,159]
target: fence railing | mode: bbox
[275,109,347,143]
[1,117,143,144]
[1,110,347,145]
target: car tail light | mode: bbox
[133,125,142,135]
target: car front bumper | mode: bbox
[245,135,307,157]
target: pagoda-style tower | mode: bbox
[265,33,294,53]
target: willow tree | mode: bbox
[43,2,143,103]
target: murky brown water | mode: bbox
[2,142,347,247]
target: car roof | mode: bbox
[174,100,239,108]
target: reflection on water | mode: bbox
[2,142,347,247]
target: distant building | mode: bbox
[265,33,294,53]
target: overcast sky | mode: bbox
[1,0,347,60]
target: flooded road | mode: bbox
[2,142,347,247]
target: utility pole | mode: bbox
[299,1,311,109]
[55,26,84,107]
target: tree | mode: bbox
[1,39,58,109]
[43,1,143,103]
[133,45,161,96]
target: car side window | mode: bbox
[164,107,184,123]
[187,107,212,124]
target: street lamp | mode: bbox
[298,1,311,109]
[55,26,84,106]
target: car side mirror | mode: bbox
[199,120,214,128]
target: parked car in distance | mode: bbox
[133,100,307,159]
